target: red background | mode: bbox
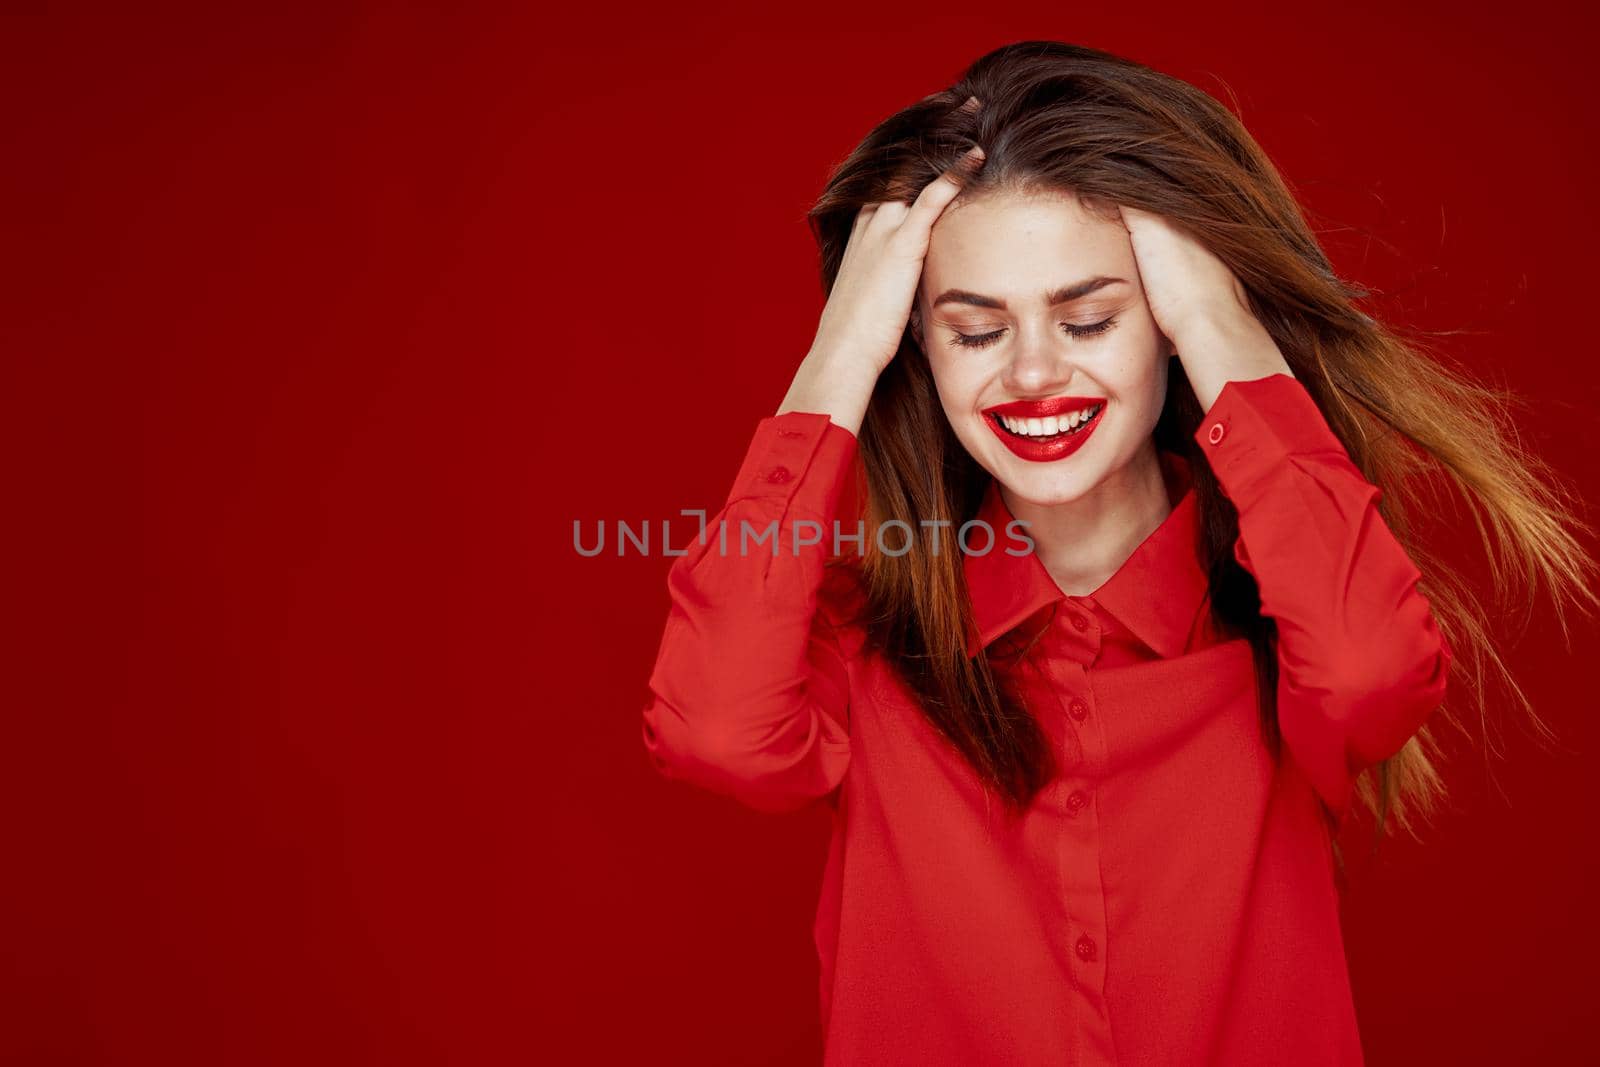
[5,4,1597,1064]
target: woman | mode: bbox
[640,41,1597,1065]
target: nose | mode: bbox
[1000,331,1078,397]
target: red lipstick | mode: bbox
[981,395,1107,463]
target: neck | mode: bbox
[1000,439,1173,598]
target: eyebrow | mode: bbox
[931,276,1129,310]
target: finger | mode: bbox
[902,145,985,231]
[1118,204,1152,234]
[855,200,908,244]
[852,203,880,236]
[845,204,882,253]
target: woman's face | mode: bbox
[913,187,1171,506]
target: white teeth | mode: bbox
[997,404,1101,436]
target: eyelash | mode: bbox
[947,317,1119,349]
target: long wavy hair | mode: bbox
[806,40,1599,865]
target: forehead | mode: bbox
[922,188,1132,296]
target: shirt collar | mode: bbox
[962,449,1209,661]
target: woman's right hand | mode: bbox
[778,137,986,435]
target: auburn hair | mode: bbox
[806,40,1599,868]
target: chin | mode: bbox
[961,416,1109,502]
[993,462,1101,507]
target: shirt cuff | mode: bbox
[728,410,859,523]
[1192,373,1349,504]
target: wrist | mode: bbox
[777,350,880,435]
[1175,313,1293,413]
[1172,307,1269,355]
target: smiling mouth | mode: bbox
[991,403,1104,440]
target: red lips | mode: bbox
[983,395,1104,419]
[982,395,1107,464]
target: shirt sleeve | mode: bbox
[1194,373,1453,826]
[640,410,857,814]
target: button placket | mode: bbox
[1049,599,1102,668]
[1045,648,1111,1046]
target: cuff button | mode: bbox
[1207,421,1226,445]
[766,466,793,484]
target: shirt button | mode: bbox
[1207,421,1226,445]
[1068,698,1088,722]
[765,466,792,484]
[1070,611,1088,632]
[1075,934,1098,962]
[1065,789,1089,815]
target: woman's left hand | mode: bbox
[1117,204,1293,410]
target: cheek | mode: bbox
[925,354,983,413]
[926,361,998,446]
[1125,354,1170,429]
[1109,333,1168,396]
[1139,348,1170,398]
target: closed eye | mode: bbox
[948,316,1119,349]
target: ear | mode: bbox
[909,309,924,348]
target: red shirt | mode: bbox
[641,373,1452,1065]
